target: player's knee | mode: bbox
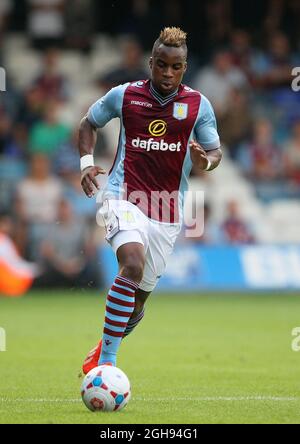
[120,258,144,284]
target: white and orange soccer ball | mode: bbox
[81,365,131,412]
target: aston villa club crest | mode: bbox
[173,102,188,120]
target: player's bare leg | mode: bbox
[117,242,145,283]
[82,242,147,373]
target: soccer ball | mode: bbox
[81,365,131,412]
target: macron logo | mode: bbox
[130,100,152,108]
[132,137,181,152]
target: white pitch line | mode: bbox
[0,398,81,403]
[134,396,300,402]
[0,396,299,403]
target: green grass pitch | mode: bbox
[0,290,300,424]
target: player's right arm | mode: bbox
[78,84,128,198]
[78,117,105,198]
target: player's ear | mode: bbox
[149,57,153,70]
[183,61,187,73]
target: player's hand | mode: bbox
[81,166,106,198]
[189,140,210,170]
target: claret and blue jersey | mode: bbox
[87,79,220,223]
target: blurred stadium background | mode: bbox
[1,0,300,294]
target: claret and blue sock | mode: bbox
[99,275,139,366]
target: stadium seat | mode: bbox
[2,33,29,53]
[89,50,121,77]
[57,51,85,86]
[266,200,300,243]
[4,49,41,88]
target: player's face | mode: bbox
[150,44,187,96]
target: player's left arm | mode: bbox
[190,95,222,171]
[189,141,222,171]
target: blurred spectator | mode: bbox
[218,87,253,157]
[16,153,63,224]
[250,31,300,127]
[52,129,107,221]
[221,200,255,244]
[181,202,223,245]
[113,0,163,50]
[281,0,300,50]
[251,32,295,90]
[64,0,94,52]
[29,101,71,156]
[15,153,63,259]
[284,120,300,186]
[98,36,148,91]
[0,0,12,34]
[63,171,97,221]
[0,212,13,238]
[35,199,99,288]
[0,153,27,215]
[32,48,70,102]
[229,29,259,82]
[0,108,12,155]
[263,0,300,48]
[27,0,65,50]
[16,85,44,132]
[52,127,110,178]
[262,0,284,36]
[230,29,251,67]
[192,49,248,117]
[237,118,282,182]
[52,128,79,176]
[2,123,28,159]
[204,0,232,51]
